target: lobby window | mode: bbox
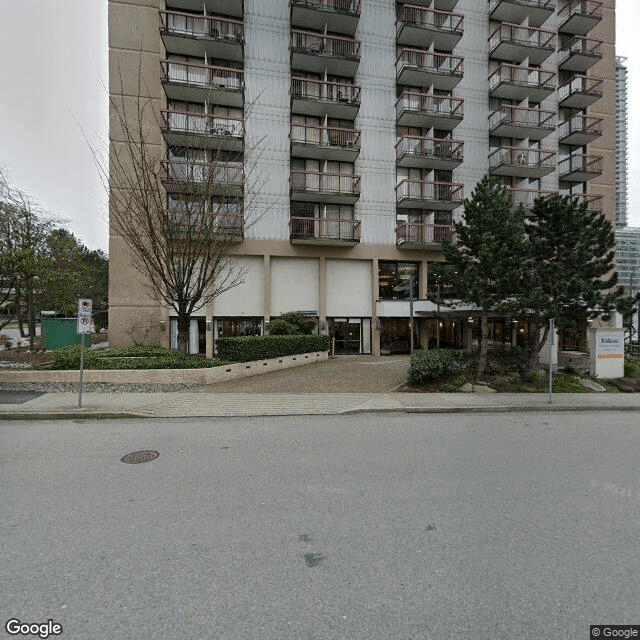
[378,261,419,300]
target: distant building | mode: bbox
[615,56,628,228]
[616,227,640,289]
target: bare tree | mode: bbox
[103,62,269,353]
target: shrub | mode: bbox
[407,349,468,386]
[624,358,640,379]
[486,344,531,375]
[268,312,317,335]
[267,319,298,335]
[52,345,100,370]
[51,344,227,370]
[216,334,330,363]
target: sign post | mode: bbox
[548,318,554,404]
[77,299,93,408]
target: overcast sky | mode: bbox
[0,1,638,254]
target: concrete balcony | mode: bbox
[162,160,244,196]
[166,0,243,19]
[395,136,463,170]
[558,0,603,35]
[558,75,603,109]
[558,114,603,145]
[489,22,556,64]
[558,154,603,182]
[291,30,361,76]
[489,104,555,140]
[506,187,555,208]
[161,60,243,107]
[396,49,463,91]
[558,36,603,72]
[489,146,556,178]
[291,124,361,162]
[289,216,361,245]
[396,180,463,210]
[489,64,556,101]
[396,91,464,130]
[396,222,456,248]
[159,10,243,62]
[291,77,360,119]
[488,0,556,28]
[290,171,361,204]
[160,110,244,152]
[290,0,361,36]
[396,5,463,51]
[567,192,603,212]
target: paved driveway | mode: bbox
[191,355,411,393]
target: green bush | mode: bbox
[267,319,298,335]
[216,334,330,363]
[268,312,317,335]
[407,349,469,386]
[51,344,226,370]
[486,344,531,375]
[624,358,640,378]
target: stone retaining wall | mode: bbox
[0,351,328,385]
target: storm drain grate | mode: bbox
[120,450,159,464]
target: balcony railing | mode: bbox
[161,110,244,138]
[568,192,603,211]
[490,146,555,165]
[558,114,603,141]
[489,104,555,129]
[558,0,603,34]
[489,63,556,91]
[161,60,243,90]
[560,35,603,58]
[292,77,361,102]
[396,91,464,121]
[558,75,603,107]
[395,136,463,161]
[397,48,464,76]
[396,179,464,205]
[291,0,362,14]
[396,222,456,246]
[291,29,361,59]
[396,5,463,49]
[290,171,361,196]
[159,10,243,42]
[289,216,361,243]
[505,187,555,207]
[489,22,556,62]
[167,210,244,239]
[291,124,361,148]
[558,154,603,178]
[163,160,244,186]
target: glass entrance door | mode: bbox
[333,319,361,354]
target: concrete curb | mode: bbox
[2,403,640,421]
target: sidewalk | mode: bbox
[2,390,640,420]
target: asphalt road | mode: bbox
[1,412,639,640]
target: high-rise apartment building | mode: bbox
[615,55,628,228]
[109,0,617,356]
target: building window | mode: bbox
[378,261,419,300]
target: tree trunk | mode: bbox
[523,322,548,381]
[17,311,26,338]
[478,313,489,377]
[176,313,190,355]
[28,289,36,352]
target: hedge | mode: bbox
[50,345,226,370]
[216,334,330,363]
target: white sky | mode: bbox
[0,1,638,253]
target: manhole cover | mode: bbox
[120,450,159,464]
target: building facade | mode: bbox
[615,55,628,228]
[109,0,617,357]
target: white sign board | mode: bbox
[78,298,93,314]
[589,328,624,379]
[77,315,92,334]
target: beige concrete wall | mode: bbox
[109,0,165,346]
[590,0,616,225]
[0,351,328,385]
